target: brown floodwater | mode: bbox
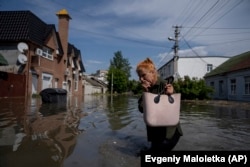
[0,95,250,167]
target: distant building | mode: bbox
[204,51,250,102]
[93,70,108,84]
[83,75,107,94]
[158,56,229,79]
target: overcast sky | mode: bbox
[1,0,250,79]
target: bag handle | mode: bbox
[165,76,174,84]
[154,76,175,104]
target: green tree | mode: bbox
[128,79,143,94]
[173,76,214,100]
[107,51,132,93]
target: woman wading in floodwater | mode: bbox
[136,58,183,151]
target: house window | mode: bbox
[207,64,213,72]
[62,81,67,90]
[245,76,250,95]
[43,76,50,81]
[42,73,52,90]
[74,73,78,91]
[168,65,171,74]
[55,78,59,88]
[210,82,214,88]
[219,80,224,96]
[42,47,53,60]
[230,79,236,95]
[74,80,78,91]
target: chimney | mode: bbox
[56,9,71,60]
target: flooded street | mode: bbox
[0,95,250,167]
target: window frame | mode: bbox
[207,64,213,72]
[230,79,236,95]
[41,47,53,60]
[244,76,250,95]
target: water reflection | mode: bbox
[106,95,136,130]
[64,95,145,167]
[0,96,83,167]
[175,102,250,150]
[0,96,250,167]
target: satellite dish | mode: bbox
[17,42,29,53]
[17,54,27,64]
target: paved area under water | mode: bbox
[0,95,250,167]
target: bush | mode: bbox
[173,76,214,100]
[128,80,143,95]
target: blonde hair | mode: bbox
[136,58,156,74]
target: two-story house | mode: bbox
[0,9,85,98]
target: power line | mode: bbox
[184,0,245,41]
[71,27,171,49]
[183,27,250,30]
[156,48,173,68]
[181,34,227,75]
[197,31,250,37]
[47,0,177,50]
[182,0,220,38]
[199,38,250,46]
[179,0,207,27]
[52,0,157,45]
[199,0,244,30]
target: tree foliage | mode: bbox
[107,51,132,93]
[128,80,143,94]
[173,76,214,100]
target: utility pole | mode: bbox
[168,25,182,78]
[111,71,113,95]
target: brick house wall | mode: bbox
[0,10,85,98]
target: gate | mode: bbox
[0,71,26,97]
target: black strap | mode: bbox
[154,76,175,104]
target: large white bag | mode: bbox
[143,92,181,127]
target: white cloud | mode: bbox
[73,0,249,57]
[156,46,209,68]
[87,60,103,64]
[179,46,208,57]
[3,0,249,75]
